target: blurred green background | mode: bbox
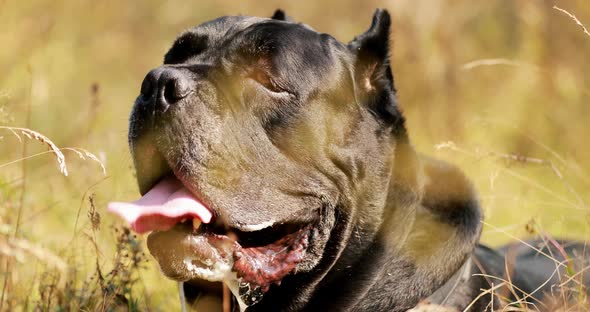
[1,0,589,310]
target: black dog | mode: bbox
[109,9,589,311]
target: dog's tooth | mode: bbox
[193,218,201,229]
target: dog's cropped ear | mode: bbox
[349,9,399,124]
[349,9,393,91]
[271,9,292,22]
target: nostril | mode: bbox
[140,68,161,101]
[140,67,192,113]
[163,75,191,103]
[140,78,153,101]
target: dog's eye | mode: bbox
[250,69,281,93]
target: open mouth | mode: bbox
[108,172,314,306]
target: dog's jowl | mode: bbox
[109,9,590,312]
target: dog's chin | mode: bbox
[146,212,313,306]
[146,224,235,282]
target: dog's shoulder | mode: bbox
[418,155,482,238]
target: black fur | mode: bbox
[128,9,590,311]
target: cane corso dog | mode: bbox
[109,9,590,311]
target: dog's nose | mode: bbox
[140,67,191,112]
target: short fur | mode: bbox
[128,9,589,311]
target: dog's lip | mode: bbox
[128,140,319,233]
[107,169,291,235]
[111,140,301,234]
[171,170,282,233]
[130,166,320,250]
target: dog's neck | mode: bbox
[313,143,482,311]
[356,149,483,311]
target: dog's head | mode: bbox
[109,9,481,311]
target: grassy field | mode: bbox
[1,0,589,310]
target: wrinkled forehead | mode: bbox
[163,16,264,64]
[192,16,271,47]
[164,15,345,71]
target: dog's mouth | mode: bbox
[108,174,313,306]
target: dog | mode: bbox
[108,9,589,311]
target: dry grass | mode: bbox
[0,127,106,176]
[2,185,151,311]
[466,224,589,311]
[553,6,590,38]
[435,141,589,310]
[0,0,589,311]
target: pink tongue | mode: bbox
[108,176,213,234]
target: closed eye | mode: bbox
[249,68,283,93]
